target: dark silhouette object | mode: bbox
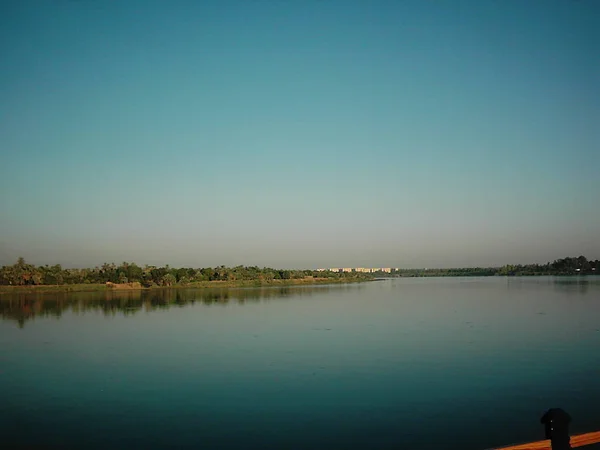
[541,408,572,450]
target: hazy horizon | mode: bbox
[1,0,599,269]
[1,250,599,271]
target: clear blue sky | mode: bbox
[1,0,598,269]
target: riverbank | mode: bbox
[0,276,372,294]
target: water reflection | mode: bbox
[552,277,595,295]
[495,276,596,296]
[0,284,361,328]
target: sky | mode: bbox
[0,0,598,269]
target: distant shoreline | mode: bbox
[0,277,372,294]
[2,273,597,295]
[381,273,599,278]
[1,256,597,292]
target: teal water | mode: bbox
[1,277,599,449]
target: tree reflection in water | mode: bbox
[0,285,361,328]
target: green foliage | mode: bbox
[1,256,597,288]
[161,273,177,287]
[390,256,599,277]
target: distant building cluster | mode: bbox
[316,267,397,273]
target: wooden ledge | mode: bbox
[493,431,600,449]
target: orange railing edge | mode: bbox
[489,430,600,450]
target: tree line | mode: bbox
[0,258,370,287]
[392,256,599,277]
[0,256,597,287]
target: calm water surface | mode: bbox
[1,277,599,449]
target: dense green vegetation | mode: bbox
[0,258,371,287]
[0,256,597,288]
[391,256,599,277]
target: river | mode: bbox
[1,277,599,449]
